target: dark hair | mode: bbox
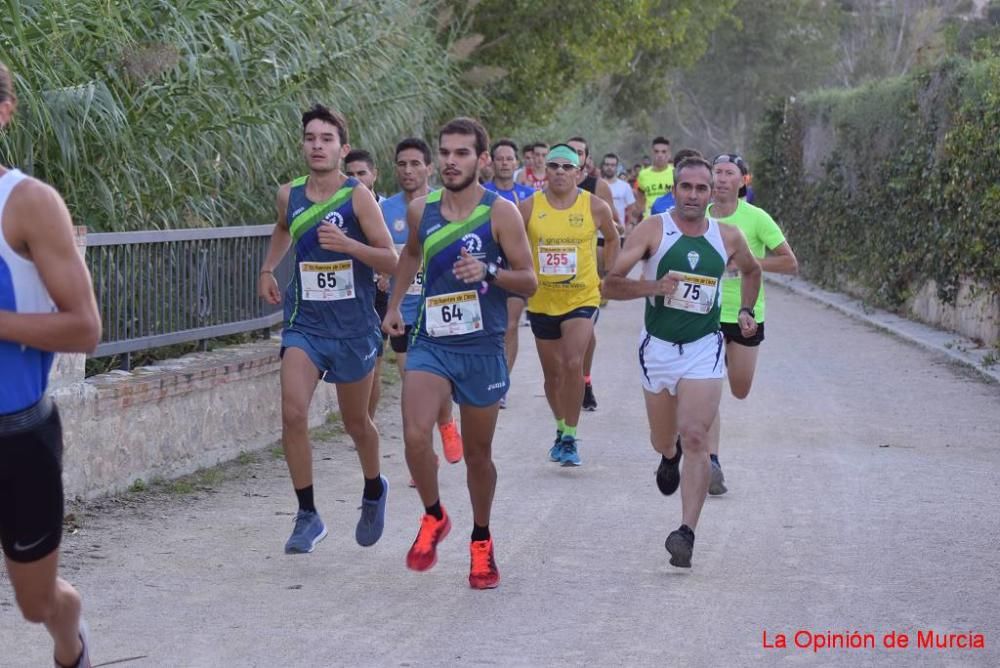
[674,156,713,181]
[534,141,549,149]
[602,153,620,164]
[567,136,589,158]
[302,103,349,144]
[673,148,703,167]
[523,142,536,153]
[395,137,432,164]
[652,136,671,147]
[490,138,519,159]
[344,149,375,170]
[439,116,489,156]
[0,61,13,104]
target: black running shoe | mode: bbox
[582,383,597,411]
[655,437,682,496]
[665,525,695,568]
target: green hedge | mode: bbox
[0,0,468,231]
[754,56,1000,308]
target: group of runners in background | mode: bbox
[1,50,798,664]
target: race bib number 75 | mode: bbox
[663,271,719,314]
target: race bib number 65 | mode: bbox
[425,290,483,337]
[663,271,719,314]
[300,260,355,301]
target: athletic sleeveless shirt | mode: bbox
[526,190,601,315]
[0,170,57,413]
[283,176,379,339]
[642,212,727,344]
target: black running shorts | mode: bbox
[0,398,65,563]
[527,306,599,340]
[721,321,765,347]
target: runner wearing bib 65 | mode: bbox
[603,156,761,569]
[380,137,463,471]
[703,153,798,495]
[384,117,536,589]
[519,144,618,467]
[258,104,398,556]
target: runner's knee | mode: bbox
[678,423,709,453]
[16,590,59,625]
[341,412,373,442]
[281,400,310,431]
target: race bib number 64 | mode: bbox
[425,290,483,337]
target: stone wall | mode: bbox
[55,339,339,499]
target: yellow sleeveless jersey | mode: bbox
[526,189,602,315]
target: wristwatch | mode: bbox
[483,262,499,283]
[739,306,755,319]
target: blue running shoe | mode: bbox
[549,434,564,462]
[284,509,327,554]
[559,436,581,467]
[356,475,389,547]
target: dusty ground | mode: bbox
[2,284,998,667]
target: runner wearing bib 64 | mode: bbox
[380,137,463,471]
[520,144,618,467]
[603,156,761,569]
[703,153,798,495]
[258,104,398,556]
[384,117,536,589]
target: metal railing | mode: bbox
[86,225,292,366]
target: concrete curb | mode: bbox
[766,274,1000,384]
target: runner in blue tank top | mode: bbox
[258,104,398,555]
[378,137,464,473]
[0,60,101,667]
[483,138,535,409]
[384,118,536,589]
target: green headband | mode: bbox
[546,145,580,167]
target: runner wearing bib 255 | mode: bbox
[603,156,761,569]
[384,117,537,590]
[258,104,398,556]
[520,144,618,467]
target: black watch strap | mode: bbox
[739,306,755,318]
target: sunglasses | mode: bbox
[546,162,578,172]
[713,154,748,173]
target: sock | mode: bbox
[556,418,566,433]
[438,417,455,429]
[710,454,719,464]
[584,375,592,385]
[295,485,316,513]
[363,475,384,501]
[471,523,490,542]
[425,499,443,520]
[679,524,695,541]
[563,424,578,439]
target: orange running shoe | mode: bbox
[468,538,500,589]
[406,508,451,571]
[439,418,463,464]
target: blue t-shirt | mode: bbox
[483,181,535,205]
[380,192,422,325]
[283,176,379,339]
[650,192,675,216]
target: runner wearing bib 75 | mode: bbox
[603,156,761,569]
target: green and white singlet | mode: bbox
[642,213,727,344]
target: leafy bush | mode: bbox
[754,56,1000,308]
[0,0,469,231]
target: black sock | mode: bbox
[663,439,682,464]
[363,475,384,501]
[710,454,719,464]
[679,524,695,541]
[425,500,443,520]
[471,524,490,541]
[295,485,316,513]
